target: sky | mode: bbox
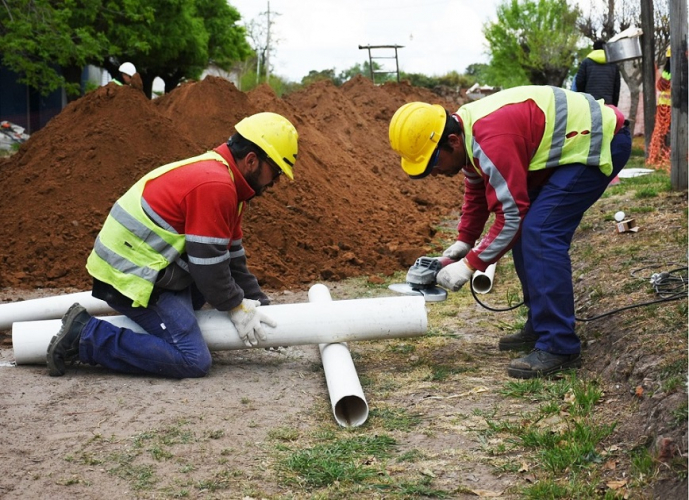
[228,0,504,82]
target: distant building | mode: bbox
[201,65,241,88]
[466,83,501,101]
[0,64,66,134]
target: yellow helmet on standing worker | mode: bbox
[235,112,298,180]
[389,102,447,177]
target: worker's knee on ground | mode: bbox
[181,350,212,378]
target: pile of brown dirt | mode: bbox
[0,76,464,291]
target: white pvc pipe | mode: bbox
[0,292,114,331]
[12,293,428,365]
[472,263,497,294]
[309,284,369,428]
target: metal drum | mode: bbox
[605,37,642,62]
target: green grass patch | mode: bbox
[278,433,396,489]
[369,407,422,431]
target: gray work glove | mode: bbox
[442,241,473,260]
[437,260,474,292]
[229,299,277,347]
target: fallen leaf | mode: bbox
[563,390,576,403]
[603,459,618,471]
[634,386,644,398]
[444,386,490,399]
[421,469,436,478]
[469,489,504,497]
[607,479,628,490]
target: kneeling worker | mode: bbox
[388,86,631,379]
[47,112,299,379]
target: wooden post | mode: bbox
[670,0,688,190]
[640,0,656,158]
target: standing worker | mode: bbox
[46,113,299,379]
[113,61,144,92]
[388,86,631,379]
[575,39,621,106]
[648,46,672,167]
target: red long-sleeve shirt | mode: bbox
[142,143,262,311]
[456,100,624,272]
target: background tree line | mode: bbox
[0,0,252,99]
[0,0,671,102]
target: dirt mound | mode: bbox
[0,76,463,291]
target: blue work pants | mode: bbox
[78,287,212,378]
[511,127,632,354]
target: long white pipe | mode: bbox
[12,293,428,365]
[0,292,114,331]
[309,284,369,428]
[471,263,497,294]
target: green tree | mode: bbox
[301,68,342,87]
[0,0,118,96]
[0,0,251,98]
[483,0,582,87]
[400,72,439,89]
[339,60,388,84]
[111,0,251,95]
[464,63,491,85]
[437,70,473,89]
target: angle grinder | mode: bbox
[388,256,454,302]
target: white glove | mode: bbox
[229,299,277,347]
[436,260,474,292]
[442,241,472,260]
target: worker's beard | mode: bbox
[244,169,268,197]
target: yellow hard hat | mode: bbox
[389,102,446,177]
[235,112,298,180]
[666,45,671,58]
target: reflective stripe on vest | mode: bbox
[86,151,242,307]
[458,86,618,176]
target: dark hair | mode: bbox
[409,110,461,180]
[227,133,266,161]
[438,110,462,151]
[593,39,606,50]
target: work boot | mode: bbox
[498,324,539,351]
[46,303,91,377]
[507,349,582,379]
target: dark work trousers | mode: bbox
[78,287,212,378]
[511,126,632,354]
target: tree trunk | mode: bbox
[63,65,85,102]
[619,59,642,132]
[140,73,154,99]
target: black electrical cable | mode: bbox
[468,266,688,322]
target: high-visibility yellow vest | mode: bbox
[658,70,672,106]
[458,86,619,176]
[86,151,243,307]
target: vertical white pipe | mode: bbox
[309,284,369,428]
[471,263,497,294]
[0,292,114,331]
[12,295,428,365]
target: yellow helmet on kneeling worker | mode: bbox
[235,112,298,180]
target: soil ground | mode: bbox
[0,78,686,499]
